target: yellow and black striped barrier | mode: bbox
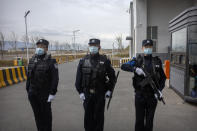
[120,58,132,66]
[109,58,132,68]
[0,66,27,88]
[111,59,121,68]
[54,55,86,64]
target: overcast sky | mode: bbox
[0,0,132,49]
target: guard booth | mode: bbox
[169,6,197,103]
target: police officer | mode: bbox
[26,39,59,131]
[75,38,116,131]
[121,39,166,131]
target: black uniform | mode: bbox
[26,54,59,131]
[121,55,166,131]
[75,53,115,131]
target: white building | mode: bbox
[129,0,197,59]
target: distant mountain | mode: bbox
[2,41,34,50]
[1,41,88,51]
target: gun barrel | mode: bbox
[161,98,166,105]
[106,71,120,110]
[107,99,111,110]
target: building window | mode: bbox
[170,28,187,67]
[147,26,158,52]
[172,28,187,52]
[188,25,197,97]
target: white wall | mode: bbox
[133,0,137,56]
[133,0,147,54]
[147,0,194,53]
[195,0,197,5]
[130,2,134,57]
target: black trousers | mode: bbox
[83,93,105,131]
[135,94,157,131]
[28,94,52,131]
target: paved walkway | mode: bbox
[0,60,197,131]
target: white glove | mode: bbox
[105,90,111,98]
[154,90,162,100]
[79,93,85,101]
[135,67,146,76]
[47,94,55,102]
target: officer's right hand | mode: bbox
[135,67,146,76]
[105,90,111,98]
[79,93,85,101]
[47,94,55,102]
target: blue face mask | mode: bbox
[144,48,152,55]
[89,46,99,54]
[35,48,45,55]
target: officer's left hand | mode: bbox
[154,90,162,100]
[47,94,55,102]
[105,90,111,98]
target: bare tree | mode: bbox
[8,32,18,57]
[71,43,76,50]
[21,34,27,43]
[115,34,124,54]
[54,41,59,54]
[62,42,71,51]
[9,32,18,51]
[0,32,5,58]
[49,40,54,51]
[75,43,82,51]
[60,44,65,51]
[30,35,44,48]
[20,34,30,52]
[65,43,71,50]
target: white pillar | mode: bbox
[129,2,134,58]
[134,0,147,55]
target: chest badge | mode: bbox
[155,65,160,68]
[100,61,104,65]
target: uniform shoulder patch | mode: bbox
[154,56,161,62]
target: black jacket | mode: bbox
[121,55,166,94]
[26,54,59,96]
[75,53,116,94]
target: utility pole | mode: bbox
[112,42,115,66]
[24,10,30,63]
[73,29,80,58]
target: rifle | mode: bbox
[107,71,120,110]
[139,70,166,105]
[135,55,165,105]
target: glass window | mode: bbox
[172,28,187,52]
[147,26,151,39]
[171,53,186,66]
[188,25,197,98]
[152,26,158,39]
[147,26,158,52]
[179,55,185,65]
[147,26,158,39]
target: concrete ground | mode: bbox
[0,60,197,131]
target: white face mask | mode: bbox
[144,48,152,55]
[35,48,45,55]
[89,46,99,54]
